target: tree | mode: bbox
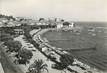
[52,54,74,72]
[60,54,74,66]
[63,22,70,26]
[4,40,22,52]
[28,59,48,73]
[14,49,33,65]
[39,18,44,22]
[61,19,64,22]
[0,33,13,42]
[0,14,3,18]
[51,63,67,73]
[18,49,33,60]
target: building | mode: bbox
[0,22,3,27]
[0,18,8,23]
[69,22,75,28]
[14,29,24,35]
[56,23,63,29]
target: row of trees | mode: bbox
[4,40,33,65]
[4,40,22,52]
[0,29,49,73]
[28,59,48,73]
[23,28,49,73]
[0,32,33,65]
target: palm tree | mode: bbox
[18,48,33,60]
[14,49,33,65]
[28,59,48,73]
[51,63,67,73]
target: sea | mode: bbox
[42,22,107,71]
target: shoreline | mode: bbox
[31,28,107,73]
[31,29,101,73]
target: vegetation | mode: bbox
[14,49,33,65]
[60,54,74,66]
[51,54,74,73]
[39,18,45,22]
[63,22,70,26]
[51,63,67,71]
[0,33,13,42]
[4,40,22,52]
[28,59,48,73]
[18,49,33,59]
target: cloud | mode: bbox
[0,0,107,21]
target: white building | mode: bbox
[0,22,3,27]
[56,23,63,29]
[69,22,75,28]
[0,18,8,23]
[37,22,48,25]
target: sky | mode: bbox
[0,0,107,21]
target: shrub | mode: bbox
[14,49,33,65]
[0,33,13,42]
[18,49,33,60]
[4,40,22,52]
[28,59,48,73]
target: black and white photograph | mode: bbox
[0,0,107,73]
